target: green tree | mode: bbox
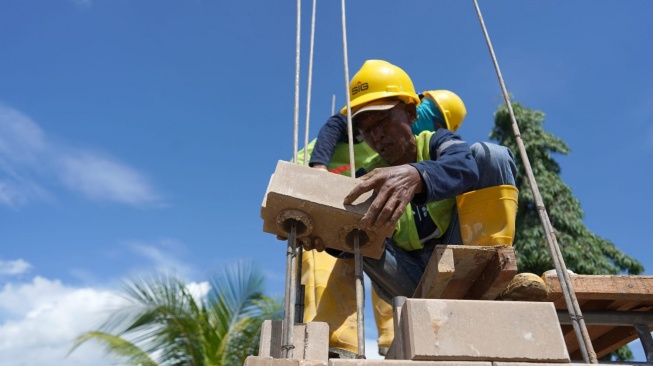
[70,261,283,366]
[490,101,644,361]
[491,101,643,276]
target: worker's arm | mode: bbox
[409,129,479,204]
[309,114,348,168]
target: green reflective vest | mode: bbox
[296,139,377,176]
[362,131,456,251]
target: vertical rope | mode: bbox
[291,0,301,164]
[303,0,317,166]
[331,94,336,116]
[472,0,596,363]
[340,0,365,358]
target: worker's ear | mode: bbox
[404,103,417,124]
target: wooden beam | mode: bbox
[465,246,517,300]
[414,245,516,300]
[414,246,454,299]
[544,275,653,303]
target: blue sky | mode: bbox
[1,1,652,364]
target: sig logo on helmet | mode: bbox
[351,81,369,95]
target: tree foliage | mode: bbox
[491,101,643,361]
[491,101,643,276]
[70,261,283,366]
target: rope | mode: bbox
[340,0,365,357]
[302,0,317,166]
[472,0,597,363]
[291,0,301,164]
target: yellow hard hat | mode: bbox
[340,60,420,116]
[422,90,466,132]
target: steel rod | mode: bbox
[282,221,298,358]
[472,0,596,362]
[354,234,365,358]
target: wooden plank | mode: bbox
[465,246,517,300]
[570,326,641,360]
[439,249,495,299]
[414,247,455,299]
[544,274,653,359]
[414,245,515,300]
[544,275,653,303]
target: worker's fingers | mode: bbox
[359,185,391,228]
[312,164,328,171]
[313,236,325,252]
[372,194,405,228]
[343,170,380,205]
[276,234,287,241]
[297,236,325,252]
[360,166,422,228]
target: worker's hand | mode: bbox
[311,163,328,171]
[298,235,325,252]
[343,165,424,229]
[276,234,325,252]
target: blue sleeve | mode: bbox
[309,114,348,167]
[409,129,479,204]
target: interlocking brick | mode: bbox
[259,320,329,362]
[261,160,386,258]
[398,299,570,362]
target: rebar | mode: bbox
[472,0,597,362]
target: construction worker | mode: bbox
[299,90,474,358]
[299,59,518,308]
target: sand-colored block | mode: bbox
[245,356,326,366]
[330,360,491,366]
[259,320,329,362]
[399,299,570,362]
[492,363,577,366]
[261,160,386,258]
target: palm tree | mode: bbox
[70,261,283,366]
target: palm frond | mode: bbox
[69,331,159,366]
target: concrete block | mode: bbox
[259,320,329,362]
[330,360,491,366]
[261,160,386,258]
[399,299,570,362]
[493,363,577,366]
[245,356,327,366]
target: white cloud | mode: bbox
[0,103,161,207]
[0,258,31,276]
[57,151,159,206]
[0,274,216,366]
[127,239,193,277]
[0,276,121,366]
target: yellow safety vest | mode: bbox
[362,131,456,251]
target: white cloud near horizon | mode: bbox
[0,266,213,366]
[0,103,161,207]
[0,276,120,366]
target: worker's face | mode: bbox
[355,103,416,166]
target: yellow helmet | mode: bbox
[422,90,466,132]
[340,60,420,115]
